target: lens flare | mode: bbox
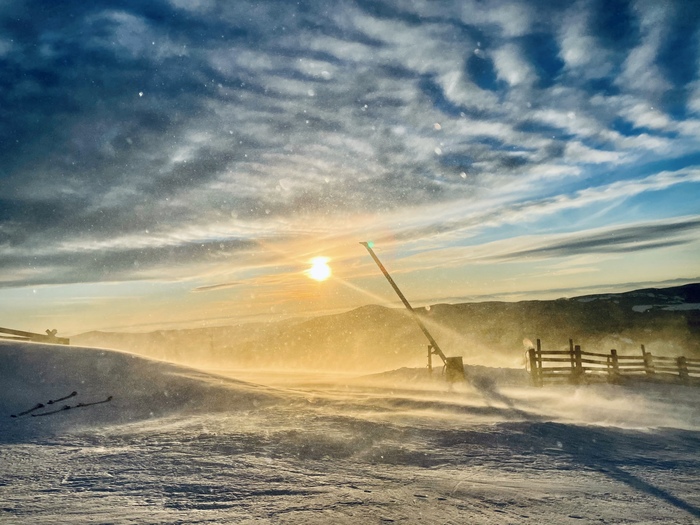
[307,257,331,281]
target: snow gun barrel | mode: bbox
[360,241,448,365]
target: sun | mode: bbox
[307,257,332,281]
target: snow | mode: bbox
[2,340,700,523]
[662,303,700,311]
[632,303,700,312]
[633,305,653,312]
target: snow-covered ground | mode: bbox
[2,340,699,524]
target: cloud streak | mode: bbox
[490,217,700,261]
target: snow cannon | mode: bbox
[360,242,466,384]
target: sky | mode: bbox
[1,0,700,335]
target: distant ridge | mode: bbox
[574,282,700,303]
[73,283,700,372]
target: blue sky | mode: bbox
[1,0,699,333]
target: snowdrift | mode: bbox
[3,341,700,522]
[0,340,279,442]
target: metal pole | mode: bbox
[360,242,447,364]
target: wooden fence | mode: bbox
[527,339,700,387]
[0,326,70,345]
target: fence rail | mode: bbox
[0,326,69,345]
[527,339,700,387]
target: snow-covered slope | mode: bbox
[2,340,700,523]
[1,340,278,442]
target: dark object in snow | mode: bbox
[11,403,44,418]
[48,391,78,404]
[10,391,78,417]
[31,395,113,417]
[32,404,73,416]
[76,395,113,408]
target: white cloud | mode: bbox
[400,167,700,248]
[532,107,606,138]
[538,266,599,277]
[168,0,215,13]
[617,0,674,96]
[435,69,500,109]
[84,10,186,61]
[490,1,535,37]
[351,11,473,79]
[401,214,700,273]
[451,117,520,140]
[565,142,624,164]
[457,0,535,38]
[521,163,582,180]
[687,30,700,115]
[617,133,672,153]
[558,0,613,78]
[492,44,537,87]
[88,11,152,58]
[530,100,675,156]
[560,32,600,70]
[619,42,671,96]
[514,168,700,226]
[616,98,672,130]
[689,87,700,115]
[678,119,700,139]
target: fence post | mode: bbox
[677,356,689,384]
[535,339,543,387]
[642,344,655,376]
[528,347,541,387]
[573,344,584,384]
[608,349,620,383]
[569,339,575,372]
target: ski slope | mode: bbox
[2,340,699,524]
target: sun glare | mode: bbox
[308,257,332,281]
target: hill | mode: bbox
[72,283,700,372]
[0,340,278,443]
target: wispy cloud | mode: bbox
[192,281,242,293]
[558,0,614,78]
[369,167,700,249]
[390,216,700,283]
[493,43,537,87]
[489,217,700,261]
[617,0,674,97]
